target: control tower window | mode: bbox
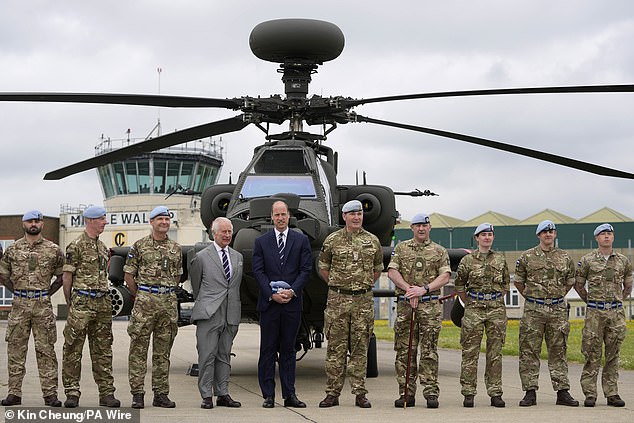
[154,160,166,193]
[113,163,127,195]
[138,161,151,193]
[239,175,317,199]
[166,162,180,193]
[180,162,194,190]
[98,166,116,198]
[125,162,139,194]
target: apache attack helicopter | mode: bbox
[2,18,634,367]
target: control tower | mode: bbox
[58,132,224,249]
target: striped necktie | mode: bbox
[221,248,231,280]
[278,233,285,264]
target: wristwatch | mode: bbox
[423,285,430,294]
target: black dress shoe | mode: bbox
[217,394,241,408]
[201,397,213,409]
[284,394,306,408]
[262,396,275,408]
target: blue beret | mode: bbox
[150,206,170,219]
[83,206,106,219]
[411,213,430,225]
[22,210,43,221]
[342,200,363,213]
[474,223,494,236]
[536,220,556,235]
[593,223,614,237]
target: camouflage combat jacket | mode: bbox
[62,231,109,291]
[123,234,182,286]
[388,238,450,295]
[514,246,575,298]
[318,228,383,290]
[0,236,63,290]
[576,249,632,302]
[455,249,510,293]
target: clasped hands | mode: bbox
[272,288,293,304]
[404,285,427,309]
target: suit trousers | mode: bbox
[258,302,301,399]
[196,300,238,398]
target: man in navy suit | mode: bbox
[253,200,312,408]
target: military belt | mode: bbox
[525,296,565,306]
[329,286,372,296]
[467,291,503,301]
[398,294,439,302]
[587,300,623,310]
[138,284,175,294]
[13,289,48,299]
[74,289,109,298]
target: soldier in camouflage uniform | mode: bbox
[123,206,183,408]
[575,223,632,408]
[455,223,509,408]
[0,210,64,407]
[387,212,450,409]
[514,220,578,407]
[124,206,182,409]
[62,205,120,408]
[317,200,383,409]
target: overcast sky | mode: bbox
[1,0,633,222]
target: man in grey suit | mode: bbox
[190,217,243,410]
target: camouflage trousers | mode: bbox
[127,291,178,395]
[393,300,441,398]
[580,307,627,398]
[460,300,507,397]
[519,303,570,391]
[324,292,374,397]
[62,294,115,398]
[5,298,58,397]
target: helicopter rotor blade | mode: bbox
[354,114,634,180]
[44,116,248,180]
[0,92,243,109]
[343,84,634,108]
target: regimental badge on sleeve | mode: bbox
[65,252,73,264]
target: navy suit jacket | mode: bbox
[252,228,312,312]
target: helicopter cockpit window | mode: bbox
[252,150,308,174]
[239,175,317,199]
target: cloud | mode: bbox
[1,0,633,222]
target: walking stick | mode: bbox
[403,305,416,409]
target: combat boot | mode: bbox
[463,395,474,408]
[355,394,371,408]
[583,396,596,407]
[153,393,176,408]
[490,396,505,408]
[426,395,439,408]
[44,394,62,407]
[1,394,21,406]
[319,395,339,408]
[607,395,625,407]
[394,395,415,408]
[519,389,536,406]
[131,393,144,409]
[99,394,121,407]
[64,395,79,408]
[556,389,579,406]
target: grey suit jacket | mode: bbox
[189,244,243,325]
